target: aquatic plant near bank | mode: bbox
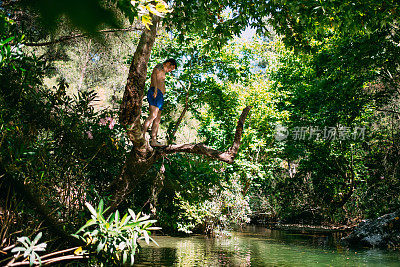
[10,232,47,266]
[73,200,160,266]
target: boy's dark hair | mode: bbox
[164,58,177,69]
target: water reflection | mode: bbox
[135,226,400,266]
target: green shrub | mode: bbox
[73,200,160,266]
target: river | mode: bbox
[135,226,400,266]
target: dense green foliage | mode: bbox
[1,0,400,265]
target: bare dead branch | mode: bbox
[40,247,80,260]
[41,254,87,265]
[163,106,252,163]
[228,105,252,156]
[23,26,144,47]
[376,108,400,115]
[6,254,87,266]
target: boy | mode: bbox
[143,58,177,146]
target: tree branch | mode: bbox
[162,106,252,163]
[23,26,144,47]
[376,108,400,115]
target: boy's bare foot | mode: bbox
[150,140,164,147]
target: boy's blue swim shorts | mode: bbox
[147,87,164,110]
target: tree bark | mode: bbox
[77,39,92,92]
[119,15,160,146]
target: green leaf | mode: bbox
[121,222,140,230]
[136,214,151,222]
[32,232,42,245]
[142,230,150,245]
[141,14,153,30]
[24,246,32,258]
[149,236,159,247]
[85,202,97,217]
[130,253,135,266]
[0,36,14,46]
[128,209,136,221]
[107,212,115,222]
[96,239,106,253]
[11,247,26,253]
[75,219,96,234]
[139,220,157,227]
[29,251,35,266]
[114,210,120,226]
[122,251,128,264]
[18,236,31,246]
[146,226,162,230]
[37,253,42,266]
[120,213,130,226]
[97,212,106,224]
[135,211,142,221]
[97,199,104,215]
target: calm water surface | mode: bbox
[135,226,400,266]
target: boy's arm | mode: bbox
[150,67,159,98]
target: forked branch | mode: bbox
[162,106,252,163]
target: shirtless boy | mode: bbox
[143,58,177,146]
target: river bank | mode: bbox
[266,222,355,233]
[253,210,400,250]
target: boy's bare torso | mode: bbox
[150,63,166,94]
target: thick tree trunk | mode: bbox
[109,15,160,212]
[119,15,160,146]
[77,40,92,92]
[108,147,157,212]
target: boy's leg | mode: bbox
[143,105,159,139]
[150,109,162,143]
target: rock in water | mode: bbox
[342,210,400,248]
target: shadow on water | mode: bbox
[135,226,400,266]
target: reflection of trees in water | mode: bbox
[176,239,204,266]
[174,236,252,266]
[136,229,400,266]
[136,246,176,265]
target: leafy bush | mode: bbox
[173,178,251,236]
[73,200,160,266]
